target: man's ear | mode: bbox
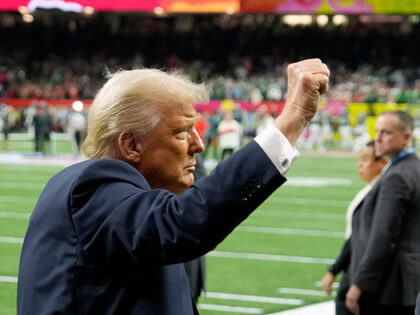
[117,131,143,163]
[403,131,412,148]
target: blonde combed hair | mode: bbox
[82,69,208,158]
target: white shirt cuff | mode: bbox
[254,124,300,176]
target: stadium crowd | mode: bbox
[0,12,419,154]
[0,12,419,104]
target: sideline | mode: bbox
[208,251,334,264]
[0,152,84,167]
[267,301,334,315]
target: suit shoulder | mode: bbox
[391,154,420,174]
[50,159,150,190]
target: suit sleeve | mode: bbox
[353,171,412,293]
[328,239,351,275]
[71,140,286,269]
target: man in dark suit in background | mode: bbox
[321,140,387,315]
[17,59,330,314]
[33,102,53,154]
[346,110,420,315]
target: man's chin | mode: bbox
[171,179,194,195]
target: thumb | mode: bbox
[314,74,329,95]
[325,285,331,296]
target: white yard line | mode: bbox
[254,211,344,220]
[0,183,45,189]
[203,292,302,306]
[0,153,83,167]
[0,212,31,219]
[0,236,24,244]
[278,288,330,297]
[314,281,339,289]
[0,196,37,203]
[270,197,349,207]
[266,301,334,315]
[208,251,334,264]
[0,276,17,283]
[236,226,344,238]
[285,177,352,187]
[198,303,263,314]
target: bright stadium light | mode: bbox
[316,15,329,27]
[22,14,34,23]
[72,100,84,112]
[153,6,165,16]
[333,15,348,26]
[225,7,235,15]
[282,15,313,26]
[18,6,30,15]
[83,6,94,16]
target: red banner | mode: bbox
[0,0,238,13]
[0,98,348,116]
[0,98,92,107]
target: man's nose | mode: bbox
[189,128,205,154]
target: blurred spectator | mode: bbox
[68,108,87,155]
[24,102,37,138]
[203,110,221,159]
[0,103,9,151]
[242,108,257,143]
[217,111,241,160]
[33,103,53,154]
[305,111,324,151]
[194,111,209,145]
[353,112,371,152]
[256,108,275,135]
[321,110,334,146]
[338,108,353,150]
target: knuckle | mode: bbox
[287,63,296,74]
[300,72,312,84]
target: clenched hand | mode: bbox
[275,59,330,145]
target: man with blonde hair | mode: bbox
[18,59,329,314]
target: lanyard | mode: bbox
[390,148,415,167]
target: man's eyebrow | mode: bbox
[184,113,201,124]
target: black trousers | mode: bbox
[335,272,352,315]
[360,292,414,315]
[360,304,414,315]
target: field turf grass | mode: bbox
[0,153,362,314]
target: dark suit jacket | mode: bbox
[416,291,420,315]
[17,140,286,314]
[350,153,420,306]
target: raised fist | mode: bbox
[275,59,330,144]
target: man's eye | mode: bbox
[176,130,189,138]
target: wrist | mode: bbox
[274,109,310,145]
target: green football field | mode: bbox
[0,152,363,314]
